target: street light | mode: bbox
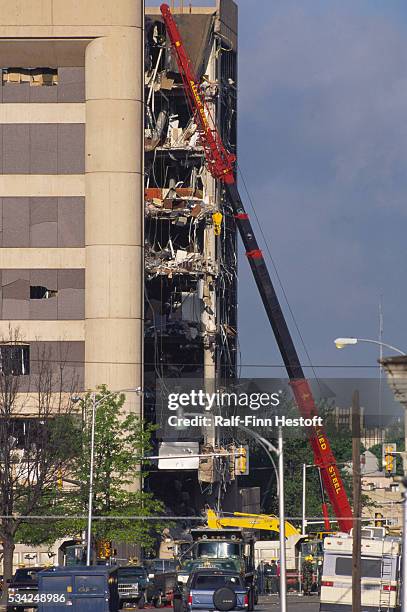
[334,338,407,612]
[334,337,405,355]
[239,425,286,612]
[73,387,143,566]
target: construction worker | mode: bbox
[302,555,314,596]
[263,559,278,594]
[269,559,278,594]
[262,561,272,594]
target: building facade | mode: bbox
[0,0,144,414]
[144,1,239,515]
[0,0,239,519]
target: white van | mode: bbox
[319,531,401,612]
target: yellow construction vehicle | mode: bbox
[206,508,300,537]
[205,509,329,591]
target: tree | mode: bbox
[0,334,80,602]
[58,386,165,555]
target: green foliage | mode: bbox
[17,386,165,552]
[61,386,164,551]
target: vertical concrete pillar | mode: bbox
[85,3,144,414]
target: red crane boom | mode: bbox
[160,3,353,532]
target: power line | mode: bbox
[20,358,382,368]
[0,514,376,521]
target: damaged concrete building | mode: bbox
[144,1,242,515]
[0,0,250,521]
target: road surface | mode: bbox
[257,594,319,611]
[122,595,320,612]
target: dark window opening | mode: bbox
[335,556,382,578]
[30,286,58,299]
[2,67,58,86]
[193,575,242,589]
[13,569,42,583]
[0,344,30,375]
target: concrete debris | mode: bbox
[198,445,234,484]
[145,245,218,278]
[145,187,214,220]
[145,109,169,152]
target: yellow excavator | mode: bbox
[206,508,300,537]
[205,508,327,591]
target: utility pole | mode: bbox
[86,393,96,566]
[402,476,407,612]
[352,390,361,612]
[301,463,307,536]
[278,427,287,612]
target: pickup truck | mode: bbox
[118,565,149,609]
[7,567,47,611]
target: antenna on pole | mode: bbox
[379,295,383,439]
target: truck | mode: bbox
[319,529,401,612]
[254,537,324,593]
[206,509,326,592]
[7,566,48,612]
[117,565,149,609]
[37,566,120,612]
[177,527,256,611]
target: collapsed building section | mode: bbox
[145,3,237,382]
[145,2,241,515]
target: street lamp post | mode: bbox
[302,463,306,532]
[402,478,407,612]
[239,425,286,612]
[335,338,407,611]
[86,393,96,566]
[75,387,142,566]
[334,337,407,468]
[277,427,286,612]
[334,337,405,356]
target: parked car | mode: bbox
[117,565,149,609]
[184,569,249,612]
[7,567,48,611]
[145,559,179,580]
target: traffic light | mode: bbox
[96,539,112,560]
[382,443,396,476]
[57,468,63,490]
[235,445,249,476]
[375,512,384,527]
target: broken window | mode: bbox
[30,286,57,300]
[2,68,58,86]
[0,344,30,376]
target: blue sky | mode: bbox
[147,0,407,378]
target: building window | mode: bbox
[2,68,58,86]
[30,286,57,299]
[0,344,30,375]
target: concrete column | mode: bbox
[381,356,407,476]
[85,4,144,414]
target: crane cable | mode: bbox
[236,162,320,383]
